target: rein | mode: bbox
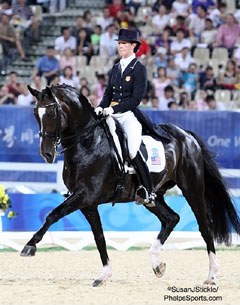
[58,116,106,155]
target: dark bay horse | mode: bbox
[22,84,240,287]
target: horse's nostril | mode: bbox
[45,152,53,160]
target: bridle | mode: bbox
[34,99,62,151]
[34,97,106,156]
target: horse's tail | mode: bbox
[189,131,240,245]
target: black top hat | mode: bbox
[115,28,141,45]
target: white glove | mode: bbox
[94,106,103,116]
[103,107,114,116]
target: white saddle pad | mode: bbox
[142,135,166,173]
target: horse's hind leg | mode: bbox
[81,207,112,287]
[146,194,180,278]
[181,187,218,285]
[20,193,83,256]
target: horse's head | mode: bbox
[28,85,69,163]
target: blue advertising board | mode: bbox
[0,193,203,232]
[0,106,240,167]
[2,193,240,232]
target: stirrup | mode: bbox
[135,186,156,207]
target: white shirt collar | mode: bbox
[120,54,136,72]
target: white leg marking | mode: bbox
[96,263,112,283]
[205,251,219,285]
[149,239,162,269]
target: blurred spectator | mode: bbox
[76,28,93,65]
[195,89,207,110]
[152,0,174,13]
[54,26,77,56]
[49,74,60,86]
[209,2,227,28]
[59,66,80,89]
[233,45,240,67]
[80,76,89,88]
[0,13,28,70]
[80,85,91,98]
[152,66,171,101]
[171,15,189,37]
[49,0,67,14]
[218,59,237,90]
[151,96,159,109]
[91,73,107,105]
[59,47,77,75]
[154,26,172,54]
[126,0,144,15]
[166,56,181,87]
[171,0,190,18]
[5,71,22,100]
[191,0,216,14]
[174,46,195,71]
[154,47,168,71]
[200,18,217,50]
[152,5,170,35]
[96,7,114,31]
[186,100,198,110]
[199,66,217,91]
[180,63,199,98]
[0,85,15,105]
[16,83,34,106]
[158,85,176,110]
[30,75,47,91]
[170,28,191,58]
[108,0,125,18]
[71,16,92,39]
[91,25,102,55]
[189,5,207,42]
[32,46,60,85]
[116,7,135,28]
[0,1,13,18]
[139,96,153,109]
[82,10,94,35]
[11,0,40,43]
[178,90,190,109]
[99,24,118,57]
[205,94,226,110]
[168,100,179,109]
[215,14,240,56]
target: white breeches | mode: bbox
[113,111,142,159]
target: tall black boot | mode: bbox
[132,152,156,207]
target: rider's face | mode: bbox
[118,41,136,58]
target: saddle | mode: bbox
[110,117,166,174]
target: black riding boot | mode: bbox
[132,152,156,207]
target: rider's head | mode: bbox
[116,28,141,57]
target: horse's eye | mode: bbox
[47,107,57,118]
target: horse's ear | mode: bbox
[45,86,54,98]
[28,85,40,98]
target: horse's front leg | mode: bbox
[20,192,83,256]
[81,206,112,287]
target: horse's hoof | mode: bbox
[153,262,166,278]
[92,279,105,287]
[20,245,37,256]
[203,279,216,285]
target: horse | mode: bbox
[21,84,240,287]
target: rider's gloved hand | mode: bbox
[103,107,114,116]
[94,106,103,116]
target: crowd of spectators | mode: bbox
[1,0,240,110]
